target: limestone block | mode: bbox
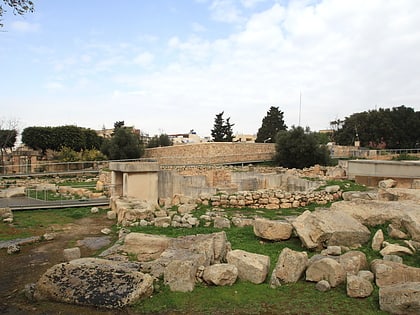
[226,249,270,284]
[320,246,342,256]
[339,251,368,275]
[315,280,331,292]
[325,185,340,193]
[378,179,397,189]
[371,229,384,251]
[358,270,374,283]
[231,217,254,227]
[106,210,117,220]
[154,216,171,227]
[388,224,408,239]
[178,204,196,214]
[214,217,231,229]
[379,282,420,315]
[306,257,346,287]
[203,263,238,286]
[63,247,81,261]
[371,259,420,287]
[90,207,99,214]
[33,258,153,308]
[164,259,197,292]
[380,243,413,257]
[253,218,293,241]
[121,233,170,261]
[292,210,371,249]
[273,247,308,284]
[346,275,374,298]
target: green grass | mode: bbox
[132,281,388,315]
[319,179,369,192]
[0,207,102,240]
[127,222,392,315]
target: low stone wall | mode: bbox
[144,142,276,166]
[205,189,339,210]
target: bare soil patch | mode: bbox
[0,213,133,315]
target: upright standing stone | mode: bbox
[226,249,270,284]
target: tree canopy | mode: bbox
[256,106,287,143]
[147,134,173,148]
[21,125,103,154]
[211,111,235,142]
[334,105,420,149]
[100,122,144,160]
[0,0,34,27]
[275,126,330,168]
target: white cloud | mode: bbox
[209,0,244,23]
[134,52,155,67]
[10,20,39,32]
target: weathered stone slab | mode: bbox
[371,259,420,287]
[121,233,170,261]
[33,258,153,308]
[379,282,420,315]
[253,218,292,241]
[292,209,371,249]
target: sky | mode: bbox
[1,0,420,138]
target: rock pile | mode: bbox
[111,187,341,227]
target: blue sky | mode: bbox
[1,0,420,137]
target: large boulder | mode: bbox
[141,232,230,279]
[346,274,374,298]
[305,257,346,287]
[33,258,153,308]
[164,259,197,292]
[292,209,371,249]
[272,247,308,284]
[226,249,270,284]
[253,218,293,241]
[371,259,420,287]
[339,251,368,275]
[330,199,420,241]
[379,282,420,315]
[121,233,170,261]
[203,264,238,286]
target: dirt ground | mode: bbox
[0,213,135,315]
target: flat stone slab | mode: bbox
[34,258,153,309]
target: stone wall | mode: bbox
[157,166,325,199]
[144,142,276,166]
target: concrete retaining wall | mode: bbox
[348,160,420,188]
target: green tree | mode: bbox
[211,111,235,142]
[147,134,173,148]
[22,125,102,154]
[0,0,34,27]
[335,105,420,149]
[0,125,17,174]
[256,106,287,143]
[22,126,54,154]
[275,126,330,168]
[101,125,143,160]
